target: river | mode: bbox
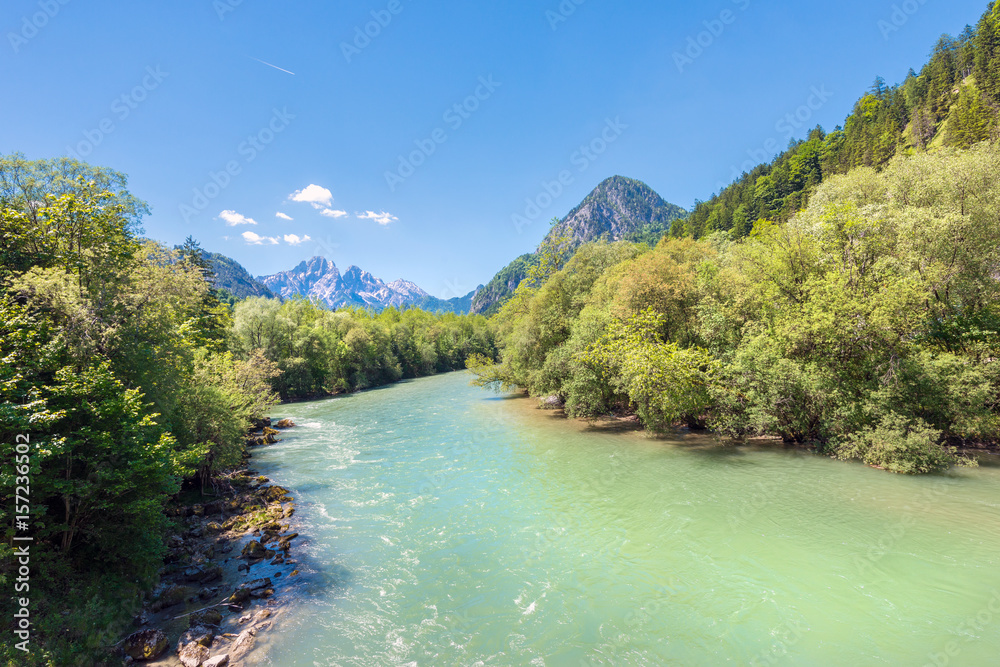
[248,372,1000,666]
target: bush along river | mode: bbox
[245,372,1000,666]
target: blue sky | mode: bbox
[1,0,987,298]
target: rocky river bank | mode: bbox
[117,420,302,667]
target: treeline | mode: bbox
[230,297,495,401]
[472,144,1000,474]
[0,154,493,664]
[671,1,1000,240]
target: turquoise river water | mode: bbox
[247,372,1000,666]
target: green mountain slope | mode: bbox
[205,251,275,300]
[671,2,1000,240]
[471,176,686,315]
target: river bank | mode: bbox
[530,392,1000,464]
[117,420,303,667]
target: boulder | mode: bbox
[250,416,271,431]
[204,656,229,667]
[228,588,251,606]
[190,608,223,627]
[242,577,272,591]
[540,395,565,409]
[206,522,223,533]
[229,628,257,662]
[274,419,296,429]
[262,486,290,503]
[178,625,216,650]
[241,540,267,559]
[123,629,168,661]
[198,566,224,584]
[178,640,210,667]
[151,585,198,612]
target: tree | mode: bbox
[947,85,997,148]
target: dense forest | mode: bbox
[470,3,1000,473]
[0,154,494,664]
[471,144,1000,473]
[671,2,1000,239]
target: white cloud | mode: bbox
[219,210,258,226]
[357,210,398,226]
[242,231,280,245]
[276,212,293,221]
[320,208,348,219]
[289,184,334,209]
[283,234,312,246]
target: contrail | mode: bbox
[247,56,296,76]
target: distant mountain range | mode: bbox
[470,175,687,315]
[207,252,477,313]
[256,257,478,313]
[206,175,681,315]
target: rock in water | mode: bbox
[229,627,257,662]
[274,419,296,428]
[178,625,216,650]
[241,540,267,559]
[204,656,229,667]
[123,629,168,661]
[178,640,210,667]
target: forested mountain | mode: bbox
[202,251,274,299]
[471,176,686,315]
[259,256,477,313]
[671,2,1000,240]
[472,144,1000,475]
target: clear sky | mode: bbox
[1,0,988,298]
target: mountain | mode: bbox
[205,251,275,300]
[470,176,687,315]
[544,175,687,249]
[258,257,477,313]
[672,4,1000,240]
